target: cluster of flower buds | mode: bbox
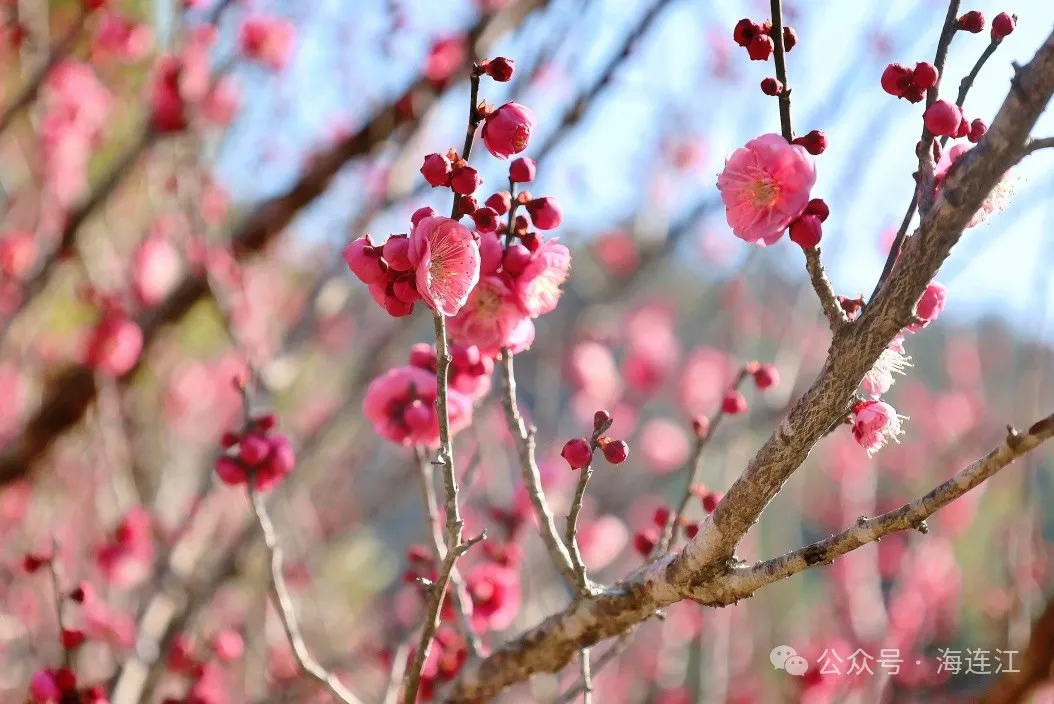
[215,413,296,492]
[408,341,493,399]
[733,17,796,62]
[787,197,830,250]
[881,61,939,103]
[560,410,630,469]
[923,100,987,142]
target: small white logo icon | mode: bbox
[771,646,808,676]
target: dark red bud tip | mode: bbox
[692,415,710,440]
[782,26,797,51]
[632,530,657,556]
[560,438,592,469]
[792,129,827,155]
[760,77,783,96]
[912,62,939,91]
[733,19,761,47]
[653,506,670,527]
[804,198,830,222]
[484,56,514,82]
[746,34,774,61]
[753,363,780,390]
[967,118,987,143]
[509,157,536,183]
[721,390,748,415]
[702,491,723,513]
[601,439,629,465]
[789,214,822,249]
[593,409,613,431]
[991,12,1016,41]
[956,10,985,33]
[683,522,699,539]
[22,553,50,573]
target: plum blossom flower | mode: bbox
[512,239,570,317]
[85,314,143,376]
[481,102,535,159]
[935,143,1015,227]
[851,400,905,455]
[716,133,816,245]
[908,281,947,332]
[238,15,296,71]
[363,366,472,446]
[861,334,911,398]
[409,216,481,317]
[466,563,521,632]
[448,275,534,358]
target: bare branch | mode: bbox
[1021,135,1054,158]
[717,413,1054,599]
[414,448,482,656]
[803,246,849,330]
[499,352,578,586]
[248,485,364,704]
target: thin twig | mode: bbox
[579,648,593,704]
[404,67,487,704]
[499,352,578,586]
[46,538,70,670]
[870,0,964,301]
[413,447,482,656]
[768,0,845,330]
[248,485,364,704]
[554,634,630,704]
[564,417,612,597]
[768,0,793,142]
[1021,135,1054,158]
[803,247,848,330]
[657,369,751,553]
[383,640,412,704]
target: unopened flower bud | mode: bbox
[484,56,514,82]
[956,10,985,33]
[560,437,592,469]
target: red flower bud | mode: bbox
[501,243,532,276]
[632,530,657,556]
[692,415,710,439]
[956,10,985,33]
[485,191,511,215]
[782,26,797,51]
[991,12,1016,41]
[804,198,830,222]
[753,364,779,389]
[746,33,774,61]
[653,506,670,527]
[683,522,699,539]
[450,165,482,195]
[912,62,939,91]
[924,100,963,138]
[702,491,723,513]
[411,206,437,227]
[792,129,827,155]
[61,629,86,650]
[22,553,49,573]
[420,153,452,187]
[484,56,514,82]
[601,439,629,465]
[968,118,987,143]
[760,77,783,96]
[721,390,747,415]
[509,157,536,183]
[733,19,761,47]
[560,437,592,469]
[471,207,500,233]
[525,197,562,230]
[789,214,823,249]
[593,409,613,430]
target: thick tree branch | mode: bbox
[803,247,848,330]
[447,409,1054,702]
[445,28,1054,702]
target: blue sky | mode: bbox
[205,0,1054,338]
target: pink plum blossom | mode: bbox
[409,216,481,317]
[862,334,911,398]
[935,143,1015,227]
[716,133,816,245]
[238,15,296,71]
[448,275,534,357]
[512,239,570,317]
[363,366,473,447]
[466,563,521,632]
[851,400,905,455]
